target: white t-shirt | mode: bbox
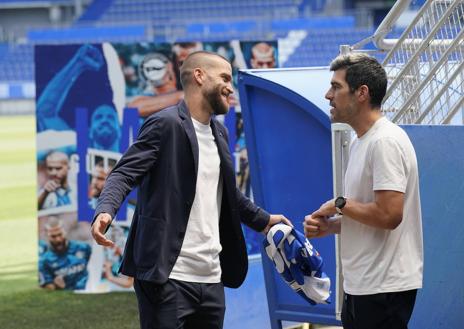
[341,117,423,295]
[169,118,223,283]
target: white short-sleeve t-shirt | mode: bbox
[342,117,423,295]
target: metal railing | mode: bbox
[345,0,463,124]
[379,0,464,124]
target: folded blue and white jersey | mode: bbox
[263,223,331,305]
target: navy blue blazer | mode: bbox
[94,101,270,288]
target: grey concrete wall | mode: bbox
[0,99,34,115]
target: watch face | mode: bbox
[335,197,346,208]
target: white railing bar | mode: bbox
[381,1,464,64]
[383,0,461,103]
[442,89,464,123]
[373,0,415,52]
[392,26,464,122]
[415,60,464,122]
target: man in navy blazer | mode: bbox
[91,51,291,329]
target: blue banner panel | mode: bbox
[238,71,340,327]
[404,125,464,329]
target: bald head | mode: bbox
[45,151,69,184]
[251,42,275,69]
[45,216,63,231]
[45,216,67,252]
[180,51,231,90]
[46,151,68,164]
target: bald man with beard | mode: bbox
[89,104,121,152]
[38,151,75,210]
[250,42,276,69]
[91,51,291,329]
[39,217,91,290]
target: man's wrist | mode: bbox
[334,196,347,215]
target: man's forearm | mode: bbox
[37,190,48,209]
[235,187,269,232]
[130,92,183,117]
[343,197,402,230]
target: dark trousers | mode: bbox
[133,278,225,329]
[341,290,417,329]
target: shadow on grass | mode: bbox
[0,269,37,277]
[0,267,140,329]
[0,269,139,329]
[0,289,139,329]
[0,273,38,297]
[0,261,36,269]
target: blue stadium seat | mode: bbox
[282,28,377,68]
[0,0,74,3]
[0,44,34,82]
[27,25,146,43]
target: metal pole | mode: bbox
[331,123,352,321]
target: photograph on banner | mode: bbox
[37,146,78,217]
[241,41,277,69]
[100,223,133,291]
[38,212,92,291]
[35,40,279,292]
[35,43,131,292]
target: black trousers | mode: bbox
[341,289,417,329]
[133,278,225,329]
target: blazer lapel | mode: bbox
[179,101,199,176]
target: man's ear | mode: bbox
[357,85,370,103]
[193,68,204,86]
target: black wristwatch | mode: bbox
[335,196,346,215]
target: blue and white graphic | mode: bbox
[89,104,121,152]
[36,44,105,132]
[39,240,92,290]
[264,223,331,305]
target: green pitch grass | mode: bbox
[0,115,36,222]
[0,116,139,329]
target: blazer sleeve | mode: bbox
[235,187,270,232]
[215,118,270,232]
[93,115,162,223]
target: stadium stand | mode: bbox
[0,0,401,99]
[27,24,147,43]
[94,0,300,24]
[75,0,111,21]
[0,0,76,7]
[0,43,33,81]
[285,28,376,67]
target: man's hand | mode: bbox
[303,198,342,239]
[262,214,293,234]
[43,180,61,193]
[311,198,337,218]
[38,180,61,209]
[303,215,330,239]
[103,261,113,279]
[91,213,115,247]
[53,275,66,289]
[76,44,104,71]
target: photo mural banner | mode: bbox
[35,40,279,293]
